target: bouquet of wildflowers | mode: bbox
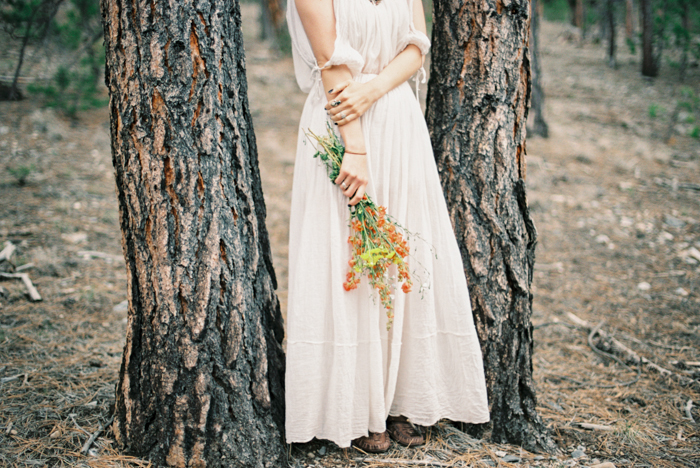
[305,124,413,330]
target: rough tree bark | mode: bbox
[426,0,556,453]
[529,0,549,137]
[100,0,285,467]
[640,0,658,76]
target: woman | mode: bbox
[285,0,490,453]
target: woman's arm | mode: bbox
[325,0,428,125]
[295,0,369,205]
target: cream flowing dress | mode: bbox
[285,0,490,448]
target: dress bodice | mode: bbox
[286,0,430,93]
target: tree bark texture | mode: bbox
[100,0,285,466]
[640,0,658,76]
[529,0,549,137]
[426,0,556,454]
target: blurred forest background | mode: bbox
[0,0,699,467]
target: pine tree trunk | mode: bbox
[530,0,549,138]
[426,0,556,454]
[259,0,287,50]
[100,0,286,466]
[625,0,634,40]
[679,1,689,81]
[575,0,585,37]
[640,0,658,76]
[607,0,617,67]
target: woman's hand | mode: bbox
[334,151,368,205]
[325,80,379,126]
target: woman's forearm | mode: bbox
[369,44,423,100]
[326,43,425,126]
[321,66,367,152]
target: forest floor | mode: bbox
[1,4,699,468]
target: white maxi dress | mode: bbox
[285,0,490,448]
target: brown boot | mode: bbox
[352,431,391,453]
[386,415,425,447]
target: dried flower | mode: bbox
[306,124,414,330]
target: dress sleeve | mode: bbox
[286,0,364,94]
[400,0,431,56]
[322,0,365,75]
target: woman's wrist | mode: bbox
[345,149,366,155]
[367,77,386,104]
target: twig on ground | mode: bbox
[70,414,91,436]
[671,360,700,367]
[81,415,114,455]
[0,272,42,301]
[622,332,693,352]
[576,423,614,431]
[77,251,124,263]
[354,458,454,467]
[15,263,35,272]
[684,400,694,423]
[1,373,24,384]
[567,312,700,390]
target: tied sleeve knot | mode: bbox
[414,65,427,99]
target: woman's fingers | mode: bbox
[349,183,366,205]
[324,81,351,110]
[329,80,351,97]
[333,111,354,125]
[336,178,366,205]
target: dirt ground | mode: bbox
[1,4,699,467]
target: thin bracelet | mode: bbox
[345,150,367,155]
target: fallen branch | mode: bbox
[0,273,42,301]
[587,321,641,387]
[81,415,114,455]
[0,242,16,263]
[567,312,700,390]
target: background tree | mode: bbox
[27,0,106,116]
[100,0,286,466]
[640,0,659,75]
[259,0,289,52]
[530,0,549,137]
[0,0,65,100]
[625,0,634,42]
[606,0,617,67]
[426,0,556,453]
